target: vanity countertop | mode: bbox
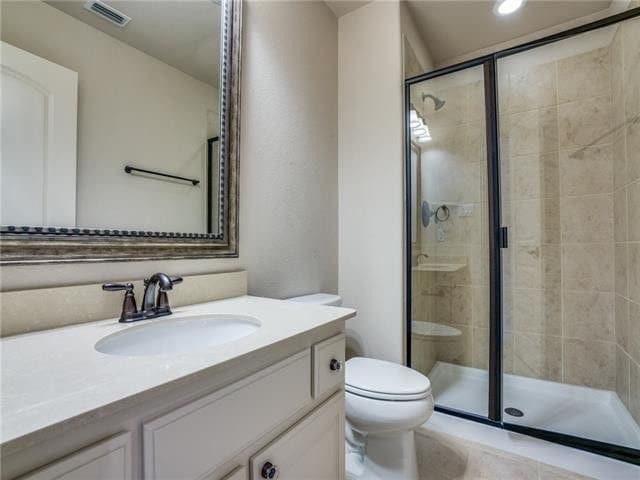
[0,295,355,449]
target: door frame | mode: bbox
[404,6,640,465]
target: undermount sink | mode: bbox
[95,314,261,356]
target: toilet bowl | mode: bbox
[345,357,433,480]
[285,294,433,480]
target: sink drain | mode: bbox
[504,407,524,417]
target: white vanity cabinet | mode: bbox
[7,333,346,480]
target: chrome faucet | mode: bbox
[103,272,182,323]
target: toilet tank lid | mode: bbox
[286,293,342,306]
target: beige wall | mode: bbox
[338,0,405,363]
[0,1,339,305]
[612,14,640,425]
[2,1,218,233]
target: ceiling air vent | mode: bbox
[83,0,131,27]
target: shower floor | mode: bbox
[428,362,640,450]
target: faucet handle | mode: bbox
[160,276,183,291]
[156,277,182,313]
[102,283,139,322]
[102,282,134,292]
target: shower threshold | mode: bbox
[428,362,640,450]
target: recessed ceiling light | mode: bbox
[494,0,526,16]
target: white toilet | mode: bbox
[344,357,433,480]
[287,293,434,480]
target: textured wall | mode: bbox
[338,0,405,363]
[0,1,339,306]
[237,0,339,299]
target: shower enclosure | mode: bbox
[405,8,640,464]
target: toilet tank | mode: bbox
[286,293,342,306]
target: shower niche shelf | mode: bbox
[412,263,466,272]
[412,256,467,272]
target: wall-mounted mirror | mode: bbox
[0,0,241,263]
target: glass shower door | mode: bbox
[498,15,640,450]
[408,64,491,419]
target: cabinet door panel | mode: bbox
[250,393,344,480]
[19,433,131,480]
[312,334,345,399]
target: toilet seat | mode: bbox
[346,384,430,401]
[345,357,432,401]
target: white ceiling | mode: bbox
[46,1,221,87]
[324,0,371,18]
[405,0,613,65]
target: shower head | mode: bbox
[423,93,446,111]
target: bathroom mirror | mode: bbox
[0,0,241,263]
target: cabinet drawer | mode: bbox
[19,432,132,480]
[144,350,312,480]
[250,393,344,480]
[312,334,345,399]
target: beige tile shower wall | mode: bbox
[411,73,490,374]
[612,16,640,426]
[0,271,247,337]
[499,19,639,413]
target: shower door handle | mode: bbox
[499,226,508,249]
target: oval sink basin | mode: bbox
[95,314,261,356]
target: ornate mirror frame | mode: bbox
[0,0,241,265]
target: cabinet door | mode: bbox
[19,433,131,480]
[250,393,344,480]
[312,334,345,399]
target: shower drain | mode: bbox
[504,407,524,417]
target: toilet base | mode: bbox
[346,429,419,480]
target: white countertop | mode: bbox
[0,295,355,448]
